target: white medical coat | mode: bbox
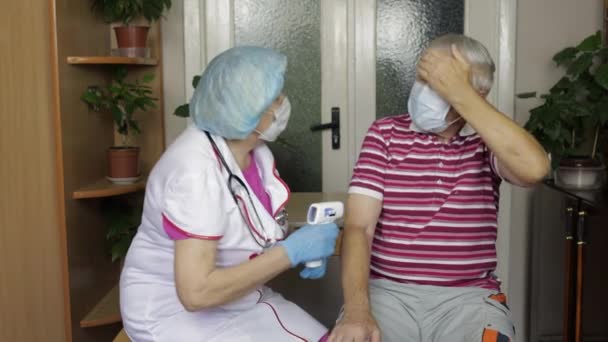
[120,125,326,341]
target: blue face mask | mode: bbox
[407,81,459,133]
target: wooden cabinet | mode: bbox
[529,182,608,342]
[0,1,165,341]
[1,2,67,341]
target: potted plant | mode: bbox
[172,75,201,118]
[91,0,172,56]
[81,67,158,183]
[103,195,142,263]
[519,31,608,189]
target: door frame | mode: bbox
[166,0,517,295]
[182,0,354,192]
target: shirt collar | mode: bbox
[409,121,477,137]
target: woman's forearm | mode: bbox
[177,243,291,311]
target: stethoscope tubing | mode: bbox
[204,131,273,249]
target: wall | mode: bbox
[0,0,67,341]
[162,0,188,145]
[511,1,604,340]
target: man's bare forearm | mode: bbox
[341,226,373,312]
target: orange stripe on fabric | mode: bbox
[482,328,499,342]
[489,293,507,304]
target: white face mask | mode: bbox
[407,81,459,133]
[256,97,291,142]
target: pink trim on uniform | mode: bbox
[350,114,502,290]
[242,153,273,215]
[271,160,291,218]
[162,213,223,241]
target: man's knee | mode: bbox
[369,287,419,342]
[480,293,515,341]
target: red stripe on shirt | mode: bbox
[350,114,502,290]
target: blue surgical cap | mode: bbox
[190,46,287,139]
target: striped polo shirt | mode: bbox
[349,114,503,290]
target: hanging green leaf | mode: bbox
[103,195,143,262]
[553,47,579,66]
[566,53,593,76]
[549,77,573,94]
[113,67,128,82]
[598,47,608,59]
[546,123,562,140]
[174,104,190,117]
[81,88,102,111]
[576,30,602,52]
[111,237,132,262]
[192,75,202,89]
[110,105,125,125]
[593,64,608,90]
[129,119,141,134]
[142,74,155,83]
[173,75,202,117]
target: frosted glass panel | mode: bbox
[376,0,464,118]
[235,0,321,192]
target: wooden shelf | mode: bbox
[80,284,121,328]
[67,56,158,66]
[73,177,147,199]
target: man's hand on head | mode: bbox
[417,45,478,107]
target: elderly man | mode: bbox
[329,34,549,342]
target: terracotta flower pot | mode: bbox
[107,146,140,179]
[114,26,149,48]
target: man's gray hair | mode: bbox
[427,34,496,93]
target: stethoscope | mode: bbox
[205,131,281,249]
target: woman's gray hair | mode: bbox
[427,34,496,93]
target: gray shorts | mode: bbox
[367,278,515,342]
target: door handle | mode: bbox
[310,107,340,149]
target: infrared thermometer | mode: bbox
[305,201,344,268]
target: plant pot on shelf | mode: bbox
[113,26,149,57]
[554,156,606,190]
[107,146,140,184]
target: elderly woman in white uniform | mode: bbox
[120,46,339,341]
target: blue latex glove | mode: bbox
[278,223,339,267]
[299,258,328,279]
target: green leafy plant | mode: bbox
[103,196,142,262]
[91,0,172,25]
[81,67,157,146]
[172,75,201,118]
[519,31,608,168]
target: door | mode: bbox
[183,0,348,192]
[181,0,512,194]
